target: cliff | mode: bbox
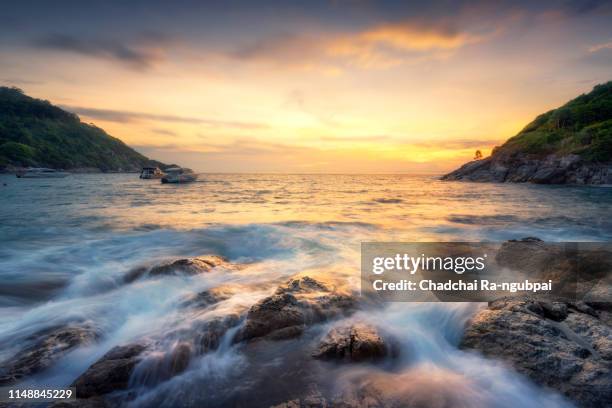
[0,87,165,172]
[442,82,612,184]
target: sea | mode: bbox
[1,173,611,407]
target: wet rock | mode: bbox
[495,238,612,300]
[495,237,560,276]
[74,313,241,398]
[442,153,612,185]
[461,296,612,407]
[272,366,488,408]
[271,388,329,408]
[50,397,111,408]
[193,314,241,353]
[235,276,356,342]
[540,301,569,321]
[168,342,191,376]
[0,324,102,385]
[564,312,612,361]
[277,276,330,294]
[179,284,242,309]
[124,255,235,283]
[72,343,148,398]
[313,324,389,362]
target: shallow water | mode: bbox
[1,173,611,407]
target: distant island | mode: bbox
[0,87,166,173]
[442,81,612,184]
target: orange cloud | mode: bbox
[589,40,612,53]
[231,22,484,71]
[327,23,481,68]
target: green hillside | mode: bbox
[496,81,612,162]
[0,87,165,171]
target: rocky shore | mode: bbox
[461,297,611,407]
[1,241,610,408]
[441,153,612,184]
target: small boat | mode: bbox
[161,167,198,184]
[140,167,164,179]
[16,168,70,178]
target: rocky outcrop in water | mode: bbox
[0,324,102,385]
[461,296,612,407]
[495,237,612,302]
[124,255,238,283]
[234,276,356,342]
[72,313,242,401]
[72,343,148,398]
[442,154,612,184]
[313,324,389,362]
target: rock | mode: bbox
[270,387,329,408]
[235,276,356,342]
[50,397,111,408]
[461,296,612,407]
[495,237,559,275]
[564,312,612,361]
[179,285,236,309]
[495,238,612,300]
[0,324,102,385]
[442,153,612,185]
[193,314,241,353]
[72,343,148,398]
[168,342,191,376]
[73,313,241,398]
[313,324,389,362]
[271,366,489,408]
[124,255,236,282]
[540,301,569,321]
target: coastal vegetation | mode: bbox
[498,81,612,162]
[0,87,164,172]
[443,81,612,184]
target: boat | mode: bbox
[161,167,198,184]
[16,168,70,178]
[140,167,164,179]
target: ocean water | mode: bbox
[1,173,611,407]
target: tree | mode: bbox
[474,150,483,160]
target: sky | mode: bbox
[1,0,611,173]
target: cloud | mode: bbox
[31,33,170,70]
[230,20,484,70]
[151,128,178,136]
[1,78,43,85]
[582,41,612,66]
[589,40,612,53]
[318,134,393,142]
[63,105,268,129]
[326,23,482,68]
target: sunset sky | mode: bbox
[1,0,611,173]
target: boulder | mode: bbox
[124,255,236,283]
[313,324,389,362]
[50,397,111,408]
[495,238,612,300]
[72,314,241,398]
[271,366,487,408]
[193,314,241,354]
[461,296,612,407]
[270,387,329,408]
[0,324,102,385]
[179,285,236,309]
[72,343,148,398]
[235,276,356,342]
